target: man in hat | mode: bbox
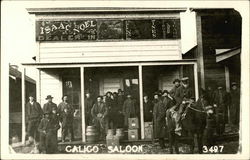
[106,91,115,129]
[58,95,75,142]
[26,95,43,145]
[91,96,108,140]
[174,77,194,106]
[38,111,60,154]
[122,94,138,128]
[213,84,228,135]
[162,90,175,110]
[143,95,153,122]
[85,92,94,126]
[152,92,167,149]
[170,79,181,98]
[229,82,240,132]
[117,89,125,128]
[43,95,57,114]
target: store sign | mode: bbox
[36,20,97,41]
[36,19,180,41]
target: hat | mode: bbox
[45,95,53,100]
[29,94,35,98]
[231,82,237,86]
[153,92,159,96]
[44,111,51,115]
[162,90,169,96]
[181,77,189,81]
[173,78,180,84]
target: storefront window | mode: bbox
[98,20,124,39]
[36,18,181,41]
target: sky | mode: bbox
[1,0,248,78]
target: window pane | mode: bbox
[125,20,152,39]
[98,20,123,39]
[163,19,181,39]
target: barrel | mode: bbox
[115,128,125,140]
[86,126,99,143]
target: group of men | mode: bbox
[25,95,75,153]
[85,89,139,140]
[142,78,240,149]
[25,76,240,152]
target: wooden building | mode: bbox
[20,8,241,144]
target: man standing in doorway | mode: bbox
[58,95,75,142]
[153,92,167,149]
[91,96,108,140]
[143,95,153,122]
[26,95,43,145]
[117,89,125,128]
[43,95,57,114]
[85,92,94,126]
[122,93,137,128]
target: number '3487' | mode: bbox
[203,146,224,153]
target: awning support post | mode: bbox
[80,66,86,142]
[21,67,26,145]
[138,65,145,139]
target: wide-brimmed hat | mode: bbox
[44,111,51,115]
[231,82,237,86]
[162,90,169,96]
[173,78,180,84]
[153,92,159,96]
[45,95,53,100]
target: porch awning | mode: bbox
[215,47,241,62]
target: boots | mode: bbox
[159,138,166,149]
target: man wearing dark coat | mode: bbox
[229,82,240,131]
[58,95,75,142]
[26,95,43,145]
[117,89,125,128]
[38,111,60,154]
[43,95,57,114]
[122,94,137,128]
[170,79,181,98]
[153,93,167,149]
[143,95,153,122]
[174,77,194,106]
[85,92,94,126]
[213,85,228,135]
[91,96,108,140]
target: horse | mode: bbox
[166,92,214,154]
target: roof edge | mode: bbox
[26,7,187,14]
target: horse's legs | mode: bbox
[197,132,204,154]
[188,131,195,154]
[174,134,179,154]
[168,131,174,154]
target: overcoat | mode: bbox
[122,98,137,126]
[153,99,167,138]
[43,102,57,114]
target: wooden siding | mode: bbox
[159,68,180,91]
[40,70,62,106]
[39,40,181,63]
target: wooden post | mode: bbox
[21,67,26,145]
[193,63,199,101]
[36,69,41,104]
[225,66,230,92]
[138,65,145,139]
[80,67,86,142]
[196,14,206,89]
[225,66,231,124]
